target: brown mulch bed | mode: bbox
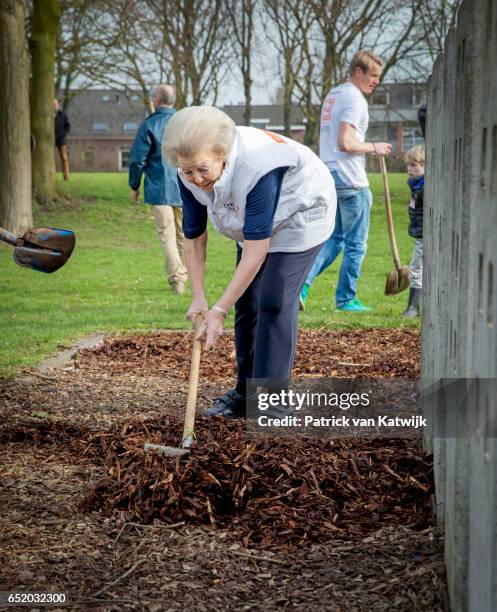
[77,327,420,380]
[0,415,433,550]
[82,420,433,550]
[0,328,446,609]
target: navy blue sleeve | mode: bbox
[178,177,208,239]
[243,167,288,240]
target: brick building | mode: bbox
[60,89,147,173]
[60,83,426,172]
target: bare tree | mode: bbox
[55,0,109,111]
[226,0,257,125]
[401,0,460,78]
[265,0,427,147]
[264,0,314,137]
[29,0,61,203]
[146,0,232,107]
[65,0,231,112]
[0,0,32,232]
[88,0,172,113]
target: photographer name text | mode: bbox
[257,415,427,429]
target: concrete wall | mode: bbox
[422,0,497,610]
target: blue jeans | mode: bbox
[305,171,372,307]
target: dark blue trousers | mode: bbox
[234,243,322,395]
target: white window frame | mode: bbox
[119,149,131,171]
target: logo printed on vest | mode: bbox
[224,201,240,215]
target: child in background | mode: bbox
[403,145,425,317]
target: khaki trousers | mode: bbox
[57,144,70,180]
[151,205,187,286]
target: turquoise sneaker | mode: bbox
[299,283,310,311]
[336,298,373,313]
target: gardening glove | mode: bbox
[196,307,226,351]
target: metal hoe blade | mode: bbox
[143,443,190,458]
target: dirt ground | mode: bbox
[0,328,446,611]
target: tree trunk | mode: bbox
[0,0,33,232]
[304,111,319,149]
[241,0,253,126]
[322,37,337,99]
[282,52,293,138]
[242,13,252,126]
[243,72,252,126]
[30,0,61,203]
[174,65,187,108]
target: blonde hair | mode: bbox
[404,144,425,165]
[348,50,383,76]
[163,106,236,167]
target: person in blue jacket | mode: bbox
[129,85,187,295]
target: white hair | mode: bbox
[151,84,175,107]
[163,106,236,167]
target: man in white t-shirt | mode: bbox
[300,50,392,312]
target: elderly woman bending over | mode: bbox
[163,107,336,419]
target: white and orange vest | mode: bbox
[178,126,337,252]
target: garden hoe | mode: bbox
[0,226,75,273]
[144,315,203,458]
[379,156,410,295]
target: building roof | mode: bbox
[63,82,426,138]
[65,89,147,138]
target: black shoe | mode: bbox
[403,288,421,318]
[204,389,247,419]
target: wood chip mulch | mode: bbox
[76,327,420,380]
[82,419,433,550]
[0,328,446,609]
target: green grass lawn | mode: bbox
[0,172,418,379]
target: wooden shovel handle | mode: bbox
[0,227,19,246]
[182,314,203,447]
[379,156,402,271]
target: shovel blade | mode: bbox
[22,227,76,260]
[385,266,410,296]
[13,246,68,273]
[2,226,77,273]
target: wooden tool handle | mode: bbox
[379,156,402,271]
[181,314,203,448]
[0,227,19,246]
